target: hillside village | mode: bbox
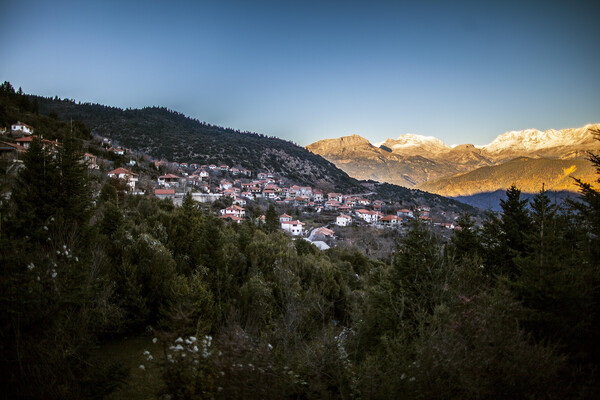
[1,121,464,251]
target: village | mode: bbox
[2,122,462,251]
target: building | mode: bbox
[155,188,175,200]
[220,205,246,218]
[379,215,402,226]
[107,167,138,190]
[397,209,414,218]
[83,153,99,169]
[279,214,293,223]
[158,173,181,188]
[356,209,382,224]
[281,220,305,236]
[336,214,352,227]
[11,121,34,136]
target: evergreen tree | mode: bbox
[450,212,481,260]
[264,204,279,233]
[482,185,532,277]
[8,137,58,240]
[56,135,91,227]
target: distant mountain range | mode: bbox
[306,124,600,207]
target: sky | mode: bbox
[1,0,599,146]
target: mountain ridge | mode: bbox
[306,123,600,196]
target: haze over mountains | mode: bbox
[306,123,600,204]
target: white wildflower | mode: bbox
[175,337,183,343]
[173,344,184,351]
[51,270,57,279]
[267,344,273,350]
[152,337,158,344]
[147,355,153,361]
[27,263,35,270]
[189,336,197,342]
[143,350,150,356]
[139,364,145,370]
[43,226,48,231]
[193,346,198,353]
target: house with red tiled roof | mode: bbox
[379,215,402,226]
[83,153,98,169]
[356,209,382,224]
[313,227,335,239]
[220,205,245,218]
[279,214,293,223]
[154,188,175,200]
[108,168,138,190]
[158,173,181,188]
[0,141,26,160]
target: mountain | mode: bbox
[306,124,600,202]
[481,124,599,161]
[28,94,474,212]
[417,157,597,197]
[33,98,363,192]
[306,134,460,187]
[379,134,450,156]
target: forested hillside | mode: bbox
[2,124,600,399]
[33,96,363,192]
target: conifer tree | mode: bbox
[265,204,279,233]
[56,134,91,227]
[482,185,532,277]
[9,137,58,239]
[450,212,481,260]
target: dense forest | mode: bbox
[1,83,600,398]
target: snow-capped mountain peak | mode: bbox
[483,124,599,154]
[381,133,450,154]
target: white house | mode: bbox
[356,209,382,224]
[281,220,305,236]
[220,205,246,218]
[11,121,34,135]
[198,169,209,180]
[219,180,233,190]
[108,167,138,190]
[336,214,352,227]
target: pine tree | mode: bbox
[8,137,58,240]
[450,212,481,260]
[56,134,91,227]
[264,204,279,233]
[482,185,532,277]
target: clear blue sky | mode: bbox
[1,0,599,146]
